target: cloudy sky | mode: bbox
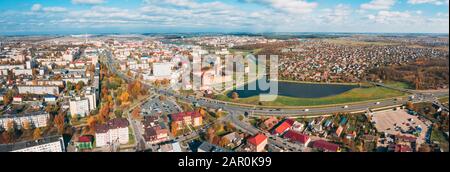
[0,0,448,34]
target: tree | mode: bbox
[99,105,111,123]
[407,101,414,110]
[32,128,42,140]
[71,114,79,124]
[219,137,231,147]
[131,107,141,120]
[87,116,97,127]
[54,112,65,135]
[101,87,109,99]
[171,122,178,136]
[114,110,123,119]
[213,123,224,133]
[206,127,215,143]
[45,105,60,116]
[2,90,14,105]
[22,120,32,130]
[75,81,85,92]
[66,81,73,91]
[119,92,130,104]
[161,79,170,85]
[198,108,207,117]
[159,95,166,101]
[129,80,142,97]
[5,120,16,133]
[231,92,239,100]
[1,132,12,143]
[238,115,244,121]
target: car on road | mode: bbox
[343,105,349,109]
[304,109,310,112]
[376,102,381,105]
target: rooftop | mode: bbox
[0,135,64,152]
[247,133,267,146]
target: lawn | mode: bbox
[216,86,406,107]
[431,128,449,152]
[438,96,449,104]
[384,81,414,89]
[128,127,135,145]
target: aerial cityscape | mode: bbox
[0,0,449,153]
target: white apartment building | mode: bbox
[0,135,65,152]
[84,90,97,111]
[95,118,130,147]
[153,62,173,77]
[0,112,50,129]
[24,80,64,87]
[69,97,90,117]
[13,69,33,76]
[18,85,60,95]
[62,77,90,85]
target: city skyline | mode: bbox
[0,0,449,35]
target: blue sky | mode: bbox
[0,0,448,34]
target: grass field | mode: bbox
[216,86,406,107]
[431,128,449,152]
[384,81,414,89]
[438,96,449,104]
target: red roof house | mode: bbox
[283,130,311,147]
[247,134,268,152]
[272,120,293,135]
[312,140,341,152]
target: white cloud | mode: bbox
[242,0,318,14]
[43,7,67,13]
[31,4,42,11]
[72,0,105,5]
[367,11,415,24]
[407,0,449,5]
[319,4,352,24]
[361,0,396,10]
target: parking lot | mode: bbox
[141,95,182,116]
[371,109,428,145]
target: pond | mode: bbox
[227,80,359,99]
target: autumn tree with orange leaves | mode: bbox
[54,112,65,135]
[131,107,141,120]
[171,121,178,136]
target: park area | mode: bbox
[216,86,405,107]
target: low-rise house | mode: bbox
[247,133,268,152]
[44,95,57,102]
[335,126,344,137]
[272,119,294,136]
[13,96,23,103]
[312,140,341,152]
[197,142,229,152]
[158,142,182,152]
[389,144,413,152]
[221,132,243,148]
[75,135,94,151]
[143,126,169,144]
[283,130,311,147]
[170,111,202,130]
[261,117,279,130]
